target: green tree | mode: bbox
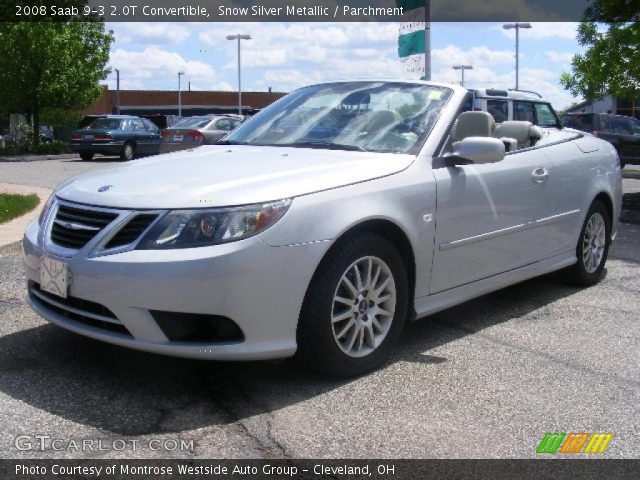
[561,1,639,100]
[0,20,113,144]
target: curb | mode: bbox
[0,154,79,162]
[0,183,53,248]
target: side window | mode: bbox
[515,102,536,123]
[534,103,559,127]
[461,93,474,113]
[563,114,592,132]
[132,119,146,131]
[143,119,158,132]
[600,116,632,134]
[216,118,231,131]
[487,100,508,123]
[615,117,632,134]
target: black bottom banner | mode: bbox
[1,459,638,480]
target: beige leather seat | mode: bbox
[495,121,544,150]
[451,111,497,142]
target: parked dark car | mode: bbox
[563,113,640,168]
[160,115,242,152]
[69,115,161,161]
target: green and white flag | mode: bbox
[396,1,426,77]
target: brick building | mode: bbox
[83,85,286,117]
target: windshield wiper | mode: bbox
[279,141,368,152]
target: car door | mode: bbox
[430,147,556,294]
[203,118,230,144]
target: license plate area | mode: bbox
[173,135,183,142]
[84,134,94,140]
[40,256,69,299]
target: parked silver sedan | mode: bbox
[24,81,622,376]
[160,115,242,151]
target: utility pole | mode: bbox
[424,0,431,81]
[178,71,185,117]
[115,69,120,114]
[503,23,532,90]
[227,34,252,115]
[453,65,473,86]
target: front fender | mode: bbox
[260,161,437,297]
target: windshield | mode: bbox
[224,82,452,154]
[90,118,124,130]
[172,117,213,129]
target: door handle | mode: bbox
[531,167,550,183]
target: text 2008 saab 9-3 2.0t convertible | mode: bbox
[24,81,622,376]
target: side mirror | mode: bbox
[449,137,506,165]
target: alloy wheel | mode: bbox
[582,212,606,274]
[331,256,396,358]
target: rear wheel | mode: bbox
[79,152,94,161]
[120,142,135,161]
[563,200,611,286]
[297,232,408,377]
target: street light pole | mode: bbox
[452,65,473,87]
[503,23,532,90]
[178,71,185,117]
[227,34,251,115]
[115,69,120,114]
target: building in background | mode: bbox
[566,95,640,119]
[83,85,286,117]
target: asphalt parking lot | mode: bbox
[0,158,638,459]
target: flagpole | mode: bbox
[424,0,431,80]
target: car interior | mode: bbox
[451,111,545,153]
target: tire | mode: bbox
[563,200,611,286]
[79,152,94,161]
[120,142,135,161]
[296,232,409,377]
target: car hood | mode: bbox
[56,145,415,209]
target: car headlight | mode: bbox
[38,193,56,227]
[136,198,292,249]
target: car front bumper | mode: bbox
[23,219,329,360]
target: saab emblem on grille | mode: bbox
[98,185,113,192]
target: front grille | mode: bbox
[28,281,131,337]
[51,204,118,249]
[105,214,157,249]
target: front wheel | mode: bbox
[297,233,408,377]
[563,200,611,286]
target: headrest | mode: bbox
[496,121,535,143]
[452,112,496,142]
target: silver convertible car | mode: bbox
[24,81,622,376]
